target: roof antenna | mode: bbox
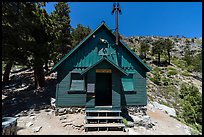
[112,2,122,52]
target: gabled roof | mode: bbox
[50,22,151,73]
[81,57,128,76]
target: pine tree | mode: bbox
[2,2,55,88]
[50,2,72,59]
[163,38,174,65]
[139,42,150,59]
[152,38,164,66]
[71,24,91,47]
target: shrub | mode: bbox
[150,71,162,85]
[167,70,177,76]
[153,67,162,72]
[178,83,202,132]
[181,71,190,77]
[167,67,177,71]
[122,118,128,126]
[161,77,173,86]
[171,57,186,70]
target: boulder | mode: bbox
[142,115,150,123]
[59,115,67,120]
[126,121,134,127]
[152,102,176,117]
[2,117,17,135]
[130,115,142,124]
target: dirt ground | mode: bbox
[15,105,191,135]
[16,109,127,135]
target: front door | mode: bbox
[95,73,112,106]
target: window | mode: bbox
[68,73,85,93]
[121,74,136,94]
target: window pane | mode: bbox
[70,80,84,91]
[122,74,134,91]
[122,80,134,91]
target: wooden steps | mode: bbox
[85,108,125,132]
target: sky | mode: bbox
[44,2,202,38]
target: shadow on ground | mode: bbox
[2,70,56,117]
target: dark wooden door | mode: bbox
[95,73,112,106]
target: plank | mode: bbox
[85,116,123,120]
[84,123,125,128]
[85,110,121,113]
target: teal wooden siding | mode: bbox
[56,72,86,107]
[112,72,121,107]
[59,26,118,71]
[86,71,96,108]
[121,71,147,106]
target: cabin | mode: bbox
[50,22,151,131]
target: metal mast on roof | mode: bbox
[112,2,122,52]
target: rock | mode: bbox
[61,120,67,123]
[59,115,67,120]
[147,103,155,112]
[128,128,140,135]
[34,110,40,114]
[2,117,17,135]
[30,113,35,116]
[62,123,69,127]
[47,111,53,116]
[142,115,150,123]
[57,108,67,116]
[26,121,33,127]
[50,98,56,108]
[73,119,83,127]
[145,122,154,129]
[58,108,66,113]
[32,126,42,133]
[80,126,84,131]
[130,115,141,124]
[126,121,134,127]
[15,114,21,117]
[44,109,51,112]
[30,116,36,120]
[152,102,176,117]
[124,127,129,132]
[66,120,73,125]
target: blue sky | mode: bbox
[44,2,202,38]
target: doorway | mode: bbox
[95,73,112,106]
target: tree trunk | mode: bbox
[144,51,146,59]
[34,64,45,89]
[34,67,39,89]
[44,61,49,72]
[3,60,13,86]
[168,51,171,65]
[158,53,160,66]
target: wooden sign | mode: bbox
[96,69,112,73]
